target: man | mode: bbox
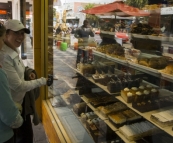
[74,20,94,46]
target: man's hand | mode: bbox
[29,72,36,80]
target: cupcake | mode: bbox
[139,85,145,91]
[146,85,153,90]
[127,92,133,103]
[134,91,143,103]
[131,87,138,94]
[143,90,150,101]
[150,88,159,100]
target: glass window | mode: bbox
[46,0,173,142]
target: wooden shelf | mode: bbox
[116,96,173,137]
[116,131,136,143]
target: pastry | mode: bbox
[143,90,150,101]
[108,113,127,127]
[121,88,135,103]
[134,91,143,103]
[150,88,159,100]
[139,58,149,66]
[122,109,142,122]
[151,109,173,127]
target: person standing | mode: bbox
[29,22,33,48]
[1,19,53,143]
[74,19,94,45]
[0,23,23,143]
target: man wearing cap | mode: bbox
[74,19,94,46]
[0,19,53,143]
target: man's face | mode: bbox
[84,21,89,28]
[5,29,25,49]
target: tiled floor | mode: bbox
[25,36,49,143]
[32,123,49,143]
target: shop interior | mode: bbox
[2,0,173,143]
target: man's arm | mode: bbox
[89,28,94,37]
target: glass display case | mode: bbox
[43,0,173,143]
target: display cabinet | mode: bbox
[42,1,173,143]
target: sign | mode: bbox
[161,7,173,15]
[0,10,7,14]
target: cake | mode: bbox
[107,79,122,93]
[97,102,127,118]
[108,113,127,127]
[143,90,150,101]
[119,121,159,141]
[121,88,134,103]
[150,109,173,127]
[139,85,145,91]
[134,91,143,103]
[150,88,159,100]
[122,109,142,122]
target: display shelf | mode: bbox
[104,120,118,131]
[159,70,173,83]
[128,62,160,78]
[116,131,136,143]
[87,103,98,111]
[80,96,90,104]
[116,96,173,137]
[87,77,119,95]
[94,110,108,120]
[93,50,128,66]
[93,50,161,78]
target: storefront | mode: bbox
[31,0,173,143]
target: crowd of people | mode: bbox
[0,19,53,143]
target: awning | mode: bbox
[81,1,150,17]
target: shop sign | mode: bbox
[161,7,173,15]
[0,10,7,14]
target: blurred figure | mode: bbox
[74,19,94,45]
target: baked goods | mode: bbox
[138,57,168,69]
[81,112,97,123]
[73,102,87,116]
[121,88,135,103]
[151,109,173,127]
[108,109,142,128]
[138,58,149,66]
[132,96,173,113]
[150,88,159,100]
[119,121,159,141]
[108,113,127,127]
[97,102,127,118]
[161,64,173,75]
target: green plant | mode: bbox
[125,0,148,9]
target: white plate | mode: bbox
[148,35,169,41]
